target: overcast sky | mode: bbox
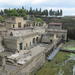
[0,0,75,16]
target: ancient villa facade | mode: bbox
[0,17,67,75]
[5,17,44,30]
[4,32,41,52]
[42,23,67,43]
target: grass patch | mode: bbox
[36,52,75,75]
[62,40,75,50]
[69,53,75,57]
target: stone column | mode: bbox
[54,34,57,40]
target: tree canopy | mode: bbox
[0,7,63,18]
[49,9,63,17]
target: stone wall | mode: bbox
[4,38,17,51]
[9,51,45,75]
[4,33,41,51]
[17,34,40,51]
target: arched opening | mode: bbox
[36,37,39,43]
[13,24,15,28]
[50,40,53,43]
[19,43,23,50]
[33,22,35,27]
[10,32,13,36]
[24,24,26,28]
[18,22,21,28]
[26,43,28,48]
[61,35,65,43]
[29,42,32,49]
[33,38,36,45]
[36,23,38,26]
[30,42,31,46]
[62,35,65,40]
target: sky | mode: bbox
[0,0,75,16]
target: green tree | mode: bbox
[49,9,53,16]
[0,10,4,16]
[35,8,39,16]
[4,9,9,16]
[0,16,4,21]
[42,9,48,16]
[38,8,42,16]
[29,7,33,15]
[45,9,48,16]
[36,18,43,22]
[11,9,18,16]
[55,10,60,16]
[17,8,27,17]
[22,6,24,9]
[32,9,36,16]
[59,9,63,16]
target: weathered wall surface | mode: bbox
[4,33,41,51]
[9,52,45,75]
[4,38,17,51]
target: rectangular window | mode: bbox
[13,24,15,28]
[24,24,26,28]
[18,22,21,28]
[19,43,23,50]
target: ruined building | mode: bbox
[0,17,67,75]
[42,22,67,43]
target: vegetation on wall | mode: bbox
[35,18,43,22]
[0,16,4,21]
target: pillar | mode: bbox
[2,56,6,71]
[54,34,57,40]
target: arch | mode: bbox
[61,35,65,41]
[18,22,21,28]
[19,43,23,50]
[50,39,53,43]
[62,35,65,39]
[33,38,36,44]
[36,37,39,43]
[10,32,13,36]
[30,42,31,46]
[24,24,26,28]
[13,24,15,28]
[26,43,28,48]
[36,23,38,26]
